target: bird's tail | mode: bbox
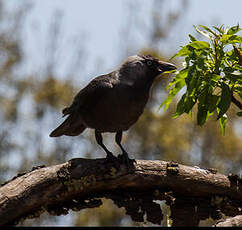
[49,115,86,137]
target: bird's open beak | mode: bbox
[157,60,176,72]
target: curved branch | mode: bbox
[0,158,241,226]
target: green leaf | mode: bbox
[225,72,242,83]
[217,82,231,119]
[160,93,175,111]
[187,73,198,96]
[189,34,196,42]
[227,25,241,35]
[236,89,242,99]
[211,74,221,84]
[197,104,208,126]
[223,66,234,74]
[199,25,218,36]
[188,41,210,49]
[188,109,193,119]
[221,34,242,44]
[184,96,196,113]
[208,95,219,112]
[166,68,188,90]
[219,114,228,135]
[160,80,186,111]
[237,111,242,116]
[168,24,240,129]
[173,94,196,118]
[229,35,242,44]
[173,94,186,118]
[194,25,211,39]
[213,25,224,34]
[185,65,196,85]
[162,69,177,75]
[172,46,191,59]
[198,85,209,105]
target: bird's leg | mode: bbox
[95,130,118,162]
[115,131,136,167]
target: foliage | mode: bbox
[161,25,242,135]
[34,77,75,109]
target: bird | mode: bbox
[49,54,176,166]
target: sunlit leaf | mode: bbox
[227,25,241,35]
[194,25,211,39]
[172,46,191,59]
[166,68,188,90]
[221,34,242,44]
[213,25,224,34]
[229,35,242,44]
[199,25,218,36]
[160,79,186,111]
[188,41,210,49]
[162,24,241,134]
[189,34,196,42]
[162,69,177,75]
[210,74,221,84]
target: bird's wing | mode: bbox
[62,72,117,116]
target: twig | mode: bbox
[231,94,242,110]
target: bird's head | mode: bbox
[119,54,176,81]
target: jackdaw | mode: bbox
[49,54,176,166]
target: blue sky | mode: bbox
[8,0,242,82]
[6,0,242,156]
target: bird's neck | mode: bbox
[119,69,156,91]
[136,76,154,92]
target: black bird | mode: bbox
[49,55,176,166]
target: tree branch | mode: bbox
[0,158,241,226]
[214,215,242,227]
[231,94,242,110]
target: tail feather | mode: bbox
[49,115,86,137]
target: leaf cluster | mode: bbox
[161,25,242,134]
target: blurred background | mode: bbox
[0,0,241,226]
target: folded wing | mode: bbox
[49,72,116,137]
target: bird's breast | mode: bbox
[82,85,150,132]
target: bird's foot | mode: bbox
[118,151,136,169]
[105,152,120,169]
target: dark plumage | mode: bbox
[50,54,176,165]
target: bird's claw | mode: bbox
[105,151,135,170]
[105,152,120,169]
[118,151,136,168]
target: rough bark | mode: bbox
[0,158,241,226]
[214,215,242,227]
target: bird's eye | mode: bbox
[147,60,152,66]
